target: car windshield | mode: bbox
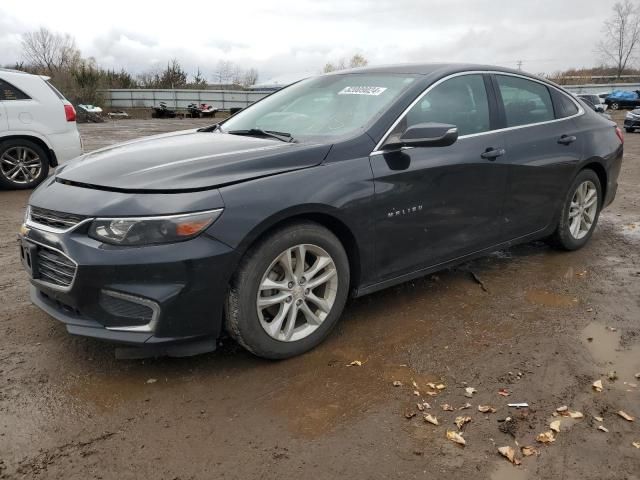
[221,73,418,141]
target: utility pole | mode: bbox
[516,60,523,71]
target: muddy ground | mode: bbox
[0,116,638,480]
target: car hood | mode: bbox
[56,129,331,192]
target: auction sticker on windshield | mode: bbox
[338,86,388,96]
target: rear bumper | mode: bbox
[47,129,83,164]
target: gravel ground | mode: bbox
[0,116,638,480]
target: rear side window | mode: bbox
[555,91,580,118]
[392,74,491,137]
[0,79,30,101]
[495,75,554,127]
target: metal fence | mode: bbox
[563,83,640,95]
[101,89,271,110]
[101,83,640,110]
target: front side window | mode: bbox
[0,79,30,101]
[496,75,554,127]
[222,73,418,140]
[388,74,491,139]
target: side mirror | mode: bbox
[384,122,458,149]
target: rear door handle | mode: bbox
[481,148,506,160]
[558,135,577,145]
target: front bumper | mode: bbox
[20,223,237,347]
[624,118,640,129]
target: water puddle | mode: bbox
[490,462,529,480]
[580,321,640,384]
[525,289,578,307]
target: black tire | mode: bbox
[610,102,620,110]
[625,127,634,133]
[0,139,50,190]
[550,169,602,251]
[225,222,350,359]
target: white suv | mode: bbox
[0,69,82,189]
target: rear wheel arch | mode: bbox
[580,161,607,203]
[0,134,55,166]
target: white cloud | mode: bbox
[0,0,613,80]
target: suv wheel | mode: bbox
[226,222,350,359]
[550,169,602,251]
[0,139,49,189]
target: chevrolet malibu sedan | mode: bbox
[19,64,623,359]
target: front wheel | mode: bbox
[226,222,350,359]
[550,169,602,251]
[610,102,620,110]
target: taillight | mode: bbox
[64,104,76,122]
[615,126,624,144]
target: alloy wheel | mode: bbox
[568,180,598,240]
[0,146,43,185]
[257,243,338,342]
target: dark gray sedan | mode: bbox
[19,63,623,359]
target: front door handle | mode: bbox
[558,135,577,145]
[481,148,506,160]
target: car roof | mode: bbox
[326,62,531,77]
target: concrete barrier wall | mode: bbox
[101,89,271,109]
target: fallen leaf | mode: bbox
[498,446,521,465]
[459,403,472,410]
[146,378,157,384]
[521,446,539,457]
[347,360,362,367]
[412,380,419,388]
[632,441,640,449]
[446,430,466,446]
[404,409,416,419]
[413,390,421,396]
[441,404,454,411]
[592,379,603,392]
[417,403,425,412]
[478,405,497,413]
[556,406,568,413]
[454,416,472,430]
[617,411,635,422]
[424,414,439,425]
[568,411,584,419]
[464,387,477,398]
[426,382,436,389]
[425,391,438,396]
[498,388,510,397]
[597,425,609,433]
[635,373,640,379]
[436,384,446,390]
[393,381,403,387]
[550,420,561,433]
[536,431,556,443]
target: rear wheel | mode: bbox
[226,222,350,359]
[550,169,602,251]
[0,139,49,189]
[610,102,620,110]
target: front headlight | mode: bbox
[89,209,223,246]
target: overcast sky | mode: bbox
[0,0,616,83]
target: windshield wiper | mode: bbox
[227,128,295,143]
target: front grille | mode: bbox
[99,291,155,325]
[36,247,77,288]
[29,206,87,231]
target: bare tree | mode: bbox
[21,27,81,74]
[597,0,640,78]
[323,54,368,73]
[241,68,259,87]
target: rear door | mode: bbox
[492,74,583,239]
[370,73,509,281]
[0,80,10,131]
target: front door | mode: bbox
[370,73,508,282]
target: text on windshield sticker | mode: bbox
[338,86,388,96]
